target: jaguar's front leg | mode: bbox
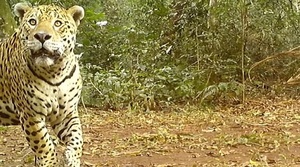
[20,115,58,166]
[51,111,83,167]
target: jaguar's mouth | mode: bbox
[31,48,60,61]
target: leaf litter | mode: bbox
[0,97,300,166]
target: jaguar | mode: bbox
[0,2,84,166]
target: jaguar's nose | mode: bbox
[34,32,52,44]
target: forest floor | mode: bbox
[1,96,300,167]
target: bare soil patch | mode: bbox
[1,97,300,166]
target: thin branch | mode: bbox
[241,0,247,105]
[248,46,300,83]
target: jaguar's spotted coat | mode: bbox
[0,3,84,166]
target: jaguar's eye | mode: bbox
[28,19,37,26]
[54,20,63,27]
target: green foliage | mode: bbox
[198,81,243,103]
[7,0,300,109]
[82,64,203,109]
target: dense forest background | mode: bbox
[1,0,300,110]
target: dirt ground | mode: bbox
[1,97,300,167]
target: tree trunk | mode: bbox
[0,0,16,38]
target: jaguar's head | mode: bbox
[14,3,84,67]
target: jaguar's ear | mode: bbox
[67,6,84,26]
[14,3,32,19]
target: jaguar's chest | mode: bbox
[25,70,82,120]
[25,81,58,116]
